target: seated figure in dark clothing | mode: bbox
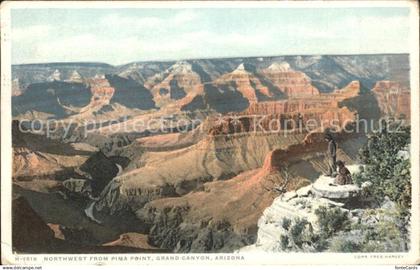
[324,134,337,177]
[334,160,353,185]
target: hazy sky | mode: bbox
[11,7,410,65]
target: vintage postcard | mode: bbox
[1,0,419,266]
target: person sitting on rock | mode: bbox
[334,160,353,185]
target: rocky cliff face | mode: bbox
[12,195,58,253]
[177,62,287,113]
[245,80,360,116]
[140,54,409,91]
[144,134,365,253]
[12,62,115,89]
[12,54,410,119]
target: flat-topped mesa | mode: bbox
[372,80,410,119]
[261,61,320,97]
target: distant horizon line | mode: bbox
[12,52,409,67]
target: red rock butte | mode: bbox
[261,62,320,97]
